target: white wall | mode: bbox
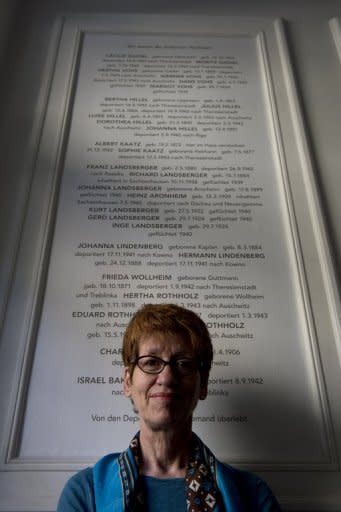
[0,0,19,68]
[0,2,341,511]
[1,0,341,328]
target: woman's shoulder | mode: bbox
[215,460,282,511]
[57,453,121,512]
[57,467,95,512]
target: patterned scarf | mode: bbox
[117,432,219,511]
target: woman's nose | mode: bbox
[156,362,177,383]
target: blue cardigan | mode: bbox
[57,452,281,511]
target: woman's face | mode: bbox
[123,332,208,433]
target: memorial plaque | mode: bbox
[1,15,341,511]
[16,31,332,466]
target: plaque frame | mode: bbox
[330,17,341,65]
[0,14,341,511]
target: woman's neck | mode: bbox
[139,426,192,478]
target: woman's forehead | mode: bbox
[138,332,192,354]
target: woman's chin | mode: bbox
[142,412,191,433]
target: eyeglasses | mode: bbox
[131,355,201,376]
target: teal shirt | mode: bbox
[141,476,186,512]
[58,467,95,511]
[57,450,281,511]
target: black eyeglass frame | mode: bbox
[130,355,203,376]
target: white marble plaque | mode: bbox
[18,32,331,466]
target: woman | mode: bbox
[58,303,281,511]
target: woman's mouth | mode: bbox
[149,392,178,400]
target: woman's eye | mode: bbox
[176,359,194,370]
[143,358,160,368]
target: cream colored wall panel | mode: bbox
[0,8,341,512]
[330,18,341,62]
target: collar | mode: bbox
[118,431,219,511]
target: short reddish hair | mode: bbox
[122,303,213,379]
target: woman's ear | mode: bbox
[199,375,208,400]
[199,388,208,400]
[123,367,132,397]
